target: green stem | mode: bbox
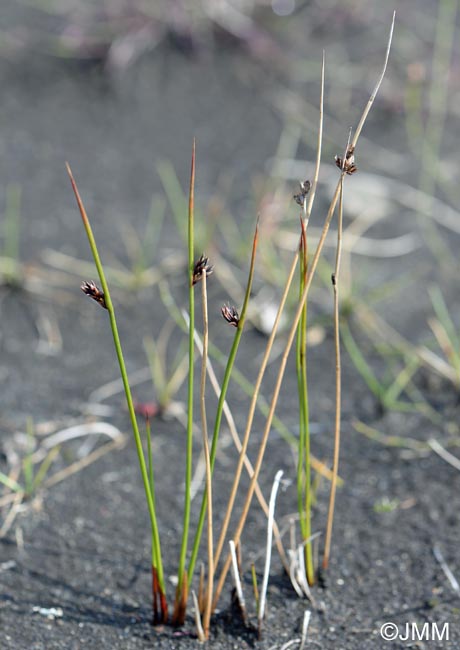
[187,217,259,582]
[66,164,165,597]
[296,224,314,585]
[146,418,159,569]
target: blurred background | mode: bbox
[1,0,459,396]
[1,4,460,645]
[1,0,459,511]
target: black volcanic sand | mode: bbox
[1,5,460,650]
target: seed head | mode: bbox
[335,144,357,175]
[293,179,311,207]
[221,304,240,327]
[192,254,213,286]
[81,280,107,309]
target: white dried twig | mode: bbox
[41,422,123,449]
[191,590,206,643]
[287,530,321,602]
[280,640,301,650]
[433,545,460,594]
[229,540,247,623]
[299,610,312,650]
[258,470,283,637]
[428,439,460,472]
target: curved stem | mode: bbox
[66,165,166,605]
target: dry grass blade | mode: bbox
[356,303,459,385]
[433,545,460,593]
[305,49,325,225]
[89,367,152,403]
[213,16,395,607]
[212,50,325,587]
[279,639,301,650]
[191,590,206,642]
[43,438,125,490]
[0,491,24,539]
[323,166,345,570]
[41,422,123,449]
[428,439,460,472]
[199,271,213,638]
[191,324,289,572]
[351,11,395,149]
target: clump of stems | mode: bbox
[66,13,395,635]
[211,14,394,606]
[295,51,325,587]
[187,216,260,581]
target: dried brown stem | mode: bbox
[200,272,213,638]
[323,175,344,570]
[212,17,394,606]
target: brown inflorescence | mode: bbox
[221,304,240,327]
[192,254,213,286]
[335,144,357,175]
[81,280,107,309]
[293,179,311,207]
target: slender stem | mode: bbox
[351,11,395,149]
[146,418,156,509]
[251,562,259,612]
[191,591,206,642]
[258,470,283,639]
[212,19,394,605]
[323,177,344,570]
[296,221,314,585]
[301,57,324,587]
[176,140,196,614]
[145,416,165,624]
[212,178,342,611]
[146,417,162,578]
[199,273,213,638]
[212,250,299,572]
[66,165,165,586]
[187,217,259,581]
[296,234,306,538]
[229,540,247,623]
[159,279,338,483]
[192,324,290,574]
[213,52,325,577]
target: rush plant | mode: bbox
[68,13,394,640]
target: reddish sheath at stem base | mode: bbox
[172,573,188,627]
[152,566,168,625]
